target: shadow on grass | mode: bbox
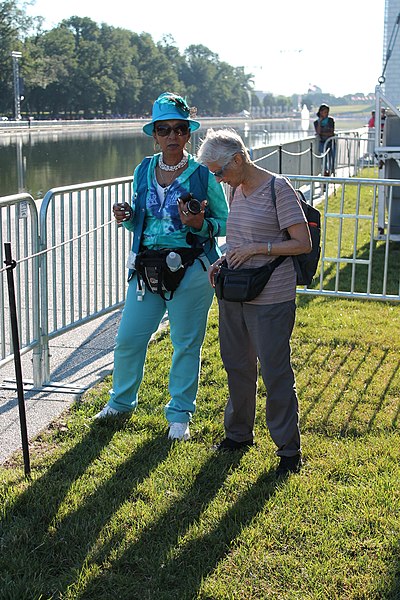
[298,340,400,437]
[0,424,171,599]
[78,460,279,600]
[1,430,282,600]
[368,356,400,432]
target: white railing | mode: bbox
[0,178,133,386]
[0,194,42,385]
[251,129,375,177]
[285,175,400,302]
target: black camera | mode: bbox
[180,192,201,215]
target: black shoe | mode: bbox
[276,454,302,476]
[213,437,254,452]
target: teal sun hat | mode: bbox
[142,92,201,136]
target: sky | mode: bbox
[26,0,387,97]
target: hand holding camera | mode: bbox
[177,193,207,229]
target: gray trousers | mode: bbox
[218,299,301,457]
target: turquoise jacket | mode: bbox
[123,153,228,257]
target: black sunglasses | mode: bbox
[211,157,235,178]
[155,124,190,137]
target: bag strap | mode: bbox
[267,176,287,272]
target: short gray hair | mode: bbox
[197,128,250,166]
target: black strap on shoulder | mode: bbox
[268,175,288,271]
[270,175,276,206]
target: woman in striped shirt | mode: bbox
[197,128,311,476]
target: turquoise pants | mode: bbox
[109,257,214,423]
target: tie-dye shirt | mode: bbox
[123,153,228,249]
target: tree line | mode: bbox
[1,0,259,119]
[1,1,371,120]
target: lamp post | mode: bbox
[11,51,22,121]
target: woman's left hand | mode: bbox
[177,198,207,230]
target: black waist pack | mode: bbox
[214,258,285,302]
[135,247,204,300]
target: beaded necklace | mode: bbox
[159,153,188,172]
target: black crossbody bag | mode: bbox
[215,175,321,302]
[214,257,286,302]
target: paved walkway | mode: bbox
[0,310,122,464]
[0,306,170,465]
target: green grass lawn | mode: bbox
[1,175,400,600]
[333,104,374,116]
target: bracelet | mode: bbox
[267,241,272,256]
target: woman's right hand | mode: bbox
[113,202,133,224]
[208,257,225,288]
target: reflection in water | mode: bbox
[0,118,366,199]
[16,136,25,192]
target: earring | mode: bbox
[154,141,160,151]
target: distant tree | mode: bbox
[205,62,251,115]
[97,26,141,116]
[133,32,181,114]
[180,44,220,113]
[23,26,76,115]
[262,93,275,110]
[0,0,35,114]
[7,2,344,120]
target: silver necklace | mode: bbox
[157,168,177,199]
[159,153,188,172]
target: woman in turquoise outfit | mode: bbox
[94,92,228,441]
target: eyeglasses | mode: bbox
[155,124,189,137]
[211,157,234,178]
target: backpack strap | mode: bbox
[270,175,277,206]
[269,175,288,272]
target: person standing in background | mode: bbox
[314,103,335,176]
[368,110,375,129]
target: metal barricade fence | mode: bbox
[39,177,133,382]
[285,174,400,302]
[252,132,375,177]
[0,194,41,385]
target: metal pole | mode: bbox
[310,142,314,176]
[278,145,282,174]
[4,242,31,477]
[11,51,22,121]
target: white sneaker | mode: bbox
[168,422,190,441]
[93,404,122,419]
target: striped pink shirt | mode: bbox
[227,175,307,305]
